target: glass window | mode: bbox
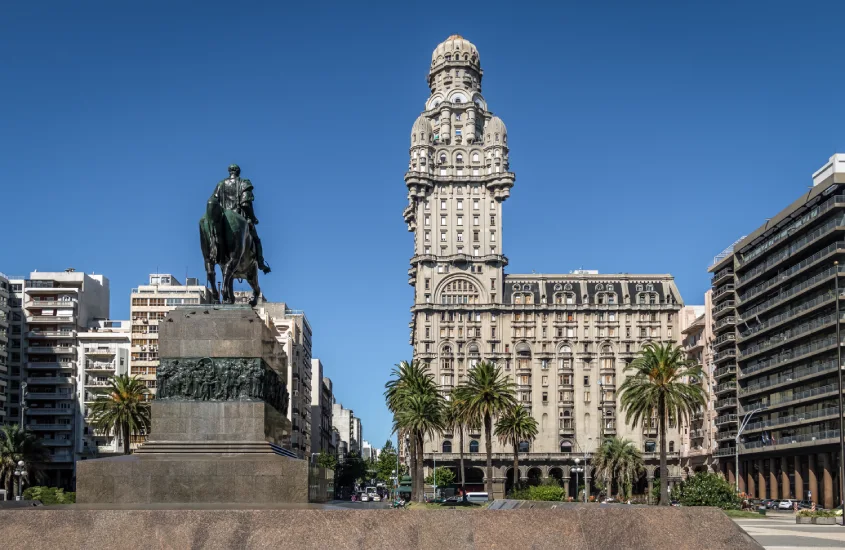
[469,440,479,453]
[442,440,452,453]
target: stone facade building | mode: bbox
[0,274,10,424]
[310,359,335,455]
[405,36,687,498]
[129,274,211,396]
[710,153,845,510]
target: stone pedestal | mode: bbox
[77,306,329,504]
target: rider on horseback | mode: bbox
[209,164,271,274]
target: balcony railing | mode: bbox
[741,429,840,451]
[27,361,74,370]
[739,358,837,396]
[740,265,844,322]
[27,392,74,400]
[738,240,843,296]
[714,447,736,457]
[743,406,840,434]
[714,365,737,378]
[738,196,845,267]
[715,316,737,331]
[738,312,842,360]
[714,333,736,346]
[744,383,840,412]
[713,301,736,317]
[715,397,737,409]
[27,408,73,416]
[25,300,77,308]
[714,382,736,394]
[26,423,72,431]
[715,414,737,426]
[739,291,841,342]
[26,376,74,385]
[712,268,734,285]
[713,348,737,363]
[713,285,736,301]
[716,430,738,441]
[742,334,837,378]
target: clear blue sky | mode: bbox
[3,1,844,448]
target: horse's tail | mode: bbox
[199,217,217,264]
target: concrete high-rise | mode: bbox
[0,274,10,424]
[405,36,686,498]
[679,298,716,474]
[310,359,335,455]
[709,153,845,510]
[129,274,211,396]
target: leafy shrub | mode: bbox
[672,472,740,510]
[797,509,837,518]
[22,486,76,505]
[510,482,565,501]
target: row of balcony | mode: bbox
[744,382,840,413]
[739,265,843,322]
[738,311,842,361]
[715,413,737,426]
[713,300,736,317]
[713,348,737,363]
[739,358,836,397]
[27,408,74,416]
[27,361,74,370]
[712,285,736,302]
[26,423,72,431]
[716,430,738,441]
[738,240,842,299]
[714,333,736,347]
[737,196,845,270]
[26,330,76,338]
[715,397,737,410]
[741,334,837,378]
[715,316,736,331]
[27,376,74,385]
[711,267,734,286]
[25,315,75,324]
[714,382,736,395]
[714,365,737,379]
[743,406,840,434]
[27,392,74,400]
[739,291,838,342]
[714,447,736,458]
[27,346,75,355]
[741,429,840,452]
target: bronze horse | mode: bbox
[199,195,261,306]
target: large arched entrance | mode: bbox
[464,467,485,492]
[549,467,564,487]
[526,467,543,487]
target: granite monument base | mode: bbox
[0,506,763,549]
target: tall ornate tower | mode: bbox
[405,35,515,377]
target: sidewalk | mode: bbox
[733,513,845,550]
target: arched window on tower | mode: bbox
[442,440,452,453]
[472,152,480,163]
[440,279,480,305]
[440,153,447,164]
[456,153,464,164]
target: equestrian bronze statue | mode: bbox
[199,164,271,306]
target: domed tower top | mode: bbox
[410,113,433,147]
[484,116,507,146]
[430,35,480,71]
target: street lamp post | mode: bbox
[735,407,764,495]
[13,460,26,501]
[573,458,583,503]
[835,261,845,525]
[432,450,438,500]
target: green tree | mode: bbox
[375,439,404,483]
[671,472,741,510]
[0,424,50,497]
[461,361,517,501]
[424,466,456,488]
[494,403,539,494]
[88,374,151,455]
[591,437,644,500]
[334,452,368,493]
[22,486,76,505]
[316,451,337,471]
[619,343,705,506]
[444,389,472,490]
[385,360,445,502]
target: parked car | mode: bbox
[778,499,795,510]
[371,495,381,502]
[359,493,369,502]
[760,499,774,509]
[465,492,489,503]
[797,500,814,510]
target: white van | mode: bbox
[465,492,489,503]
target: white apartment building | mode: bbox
[332,402,356,458]
[78,320,131,456]
[678,301,716,474]
[129,274,211,396]
[253,302,313,458]
[15,269,110,488]
[0,274,10,423]
[310,359,335,455]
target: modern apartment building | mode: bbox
[0,274,10,423]
[710,153,845,510]
[129,274,211,396]
[17,269,110,488]
[310,359,335,455]
[6,277,26,426]
[253,302,313,458]
[405,36,685,498]
[332,402,359,458]
[679,298,716,474]
[78,320,131,456]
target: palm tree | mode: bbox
[494,403,539,495]
[0,424,50,497]
[445,387,477,491]
[619,342,705,505]
[385,360,445,502]
[88,374,151,455]
[591,436,644,500]
[461,361,517,500]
